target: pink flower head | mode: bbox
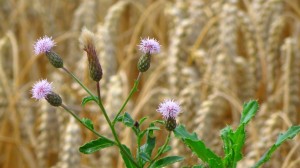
[34,36,56,55]
[138,37,160,54]
[157,99,181,119]
[31,79,53,100]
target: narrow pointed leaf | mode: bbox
[240,100,259,125]
[253,126,300,168]
[120,145,135,168]
[81,118,94,130]
[149,156,184,168]
[79,138,114,154]
[81,96,98,106]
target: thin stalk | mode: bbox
[148,131,171,167]
[113,72,142,125]
[62,67,96,99]
[96,82,141,168]
[60,104,115,144]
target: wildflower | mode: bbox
[80,28,103,82]
[138,37,160,55]
[31,79,62,106]
[137,37,160,72]
[157,99,181,131]
[34,36,56,55]
[31,79,53,100]
[33,36,64,68]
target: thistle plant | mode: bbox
[31,29,300,168]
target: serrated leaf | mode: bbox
[275,126,300,145]
[120,145,135,168]
[173,125,198,141]
[252,126,300,168]
[81,118,94,130]
[240,100,259,125]
[79,138,114,154]
[174,125,223,167]
[81,96,98,106]
[149,156,184,168]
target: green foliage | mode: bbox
[252,126,300,168]
[81,118,94,130]
[120,145,135,168]
[149,156,184,168]
[174,125,223,168]
[81,96,98,106]
[79,138,114,154]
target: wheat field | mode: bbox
[1,0,300,167]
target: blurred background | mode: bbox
[1,0,300,167]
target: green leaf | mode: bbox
[157,145,172,154]
[240,100,259,125]
[79,138,114,154]
[140,132,156,158]
[140,152,151,162]
[147,126,160,131]
[139,117,148,126]
[120,145,135,168]
[81,96,98,106]
[81,118,94,130]
[123,112,135,127]
[192,165,206,168]
[275,126,300,145]
[151,120,165,125]
[173,125,198,141]
[174,125,223,168]
[149,156,184,168]
[252,126,300,168]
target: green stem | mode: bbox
[113,72,142,125]
[148,131,171,167]
[60,104,115,144]
[96,82,141,168]
[62,67,96,99]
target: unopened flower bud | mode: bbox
[166,117,177,131]
[137,52,151,72]
[80,28,103,82]
[45,51,64,68]
[45,92,62,106]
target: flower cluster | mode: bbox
[138,37,160,54]
[31,79,53,100]
[33,36,56,55]
[157,99,181,119]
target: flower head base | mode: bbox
[31,79,52,100]
[138,37,160,55]
[34,36,56,55]
[157,99,181,119]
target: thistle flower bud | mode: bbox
[137,37,160,72]
[157,99,181,131]
[45,51,64,68]
[45,92,62,106]
[80,28,103,82]
[34,36,64,68]
[166,117,177,131]
[137,52,151,72]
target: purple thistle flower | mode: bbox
[157,99,181,119]
[31,79,53,100]
[34,36,56,55]
[138,37,160,54]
